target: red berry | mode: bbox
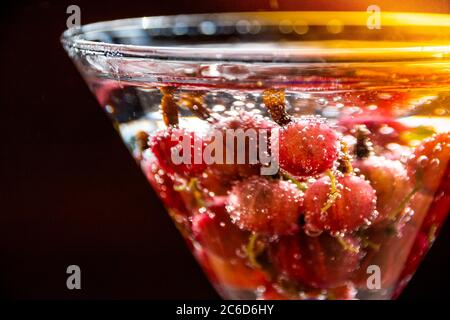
[355,180,442,292]
[258,288,288,300]
[208,111,276,179]
[271,232,362,289]
[392,231,430,299]
[198,167,243,197]
[382,143,412,162]
[354,225,397,289]
[338,117,409,147]
[141,158,189,216]
[201,250,268,291]
[354,156,413,223]
[279,116,339,177]
[304,174,377,233]
[214,110,275,133]
[206,162,261,188]
[400,231,430,281]
[192,247,218,285]
[149,127,207,177]
[420,166,450,235]
[226,176,304,236]
[407,132,450,192]
[191,204,249,259]
[198,111,276,197]
[328,283,357,300]
[355,201,426,291]
[191,204,269,291]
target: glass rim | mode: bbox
[61,11,450,63]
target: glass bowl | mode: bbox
[62,12,450,300]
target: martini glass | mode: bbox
[62,12,450,300]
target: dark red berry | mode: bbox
[207,111,276,179]
[202,250,268,290]
[304,174,377,233]
[392,231,430,298]
[271,232,363,289]
[197,167,233,197]
[279,117,339,177]
[227,176,304,236]
[258,285,290,300]
[149,127,207,177]
[354,156,413,223]
[141,158,189,216]
[191,204,249,259]
[192,204,268,290]
[338,117,409,147]
[420,165,450,236]
[407,132,450,192]
[400,231,430,282]
[328,283,357,300]
[355,206,423,291]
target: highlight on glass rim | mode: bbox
[3,1,450,305]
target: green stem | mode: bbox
[336,235,360,254]
[388,184,420,221]
[187,178,206,208]
[280,170,308,192]
[173,184,187,192]
[246,233,264,269]
[321,170,340,214]
[340,141,354,174]
[363,238,381,251]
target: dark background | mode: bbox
[1,0,449,299]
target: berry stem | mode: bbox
[134,131,149,153]
[388,184,420,221]
[246,233,264,269]
[173,183,187,192]
[321,170,340,214]
[262,89,291,126]
[357,229,381,250]
[338,141,353,174]
[179,92,217,123]
[354,125,374,159]
[336,236,360,253]
[280,169,308,192]
[160,86,179,127]
[363,239,381,251]
[174,178,205,208]
[187,178,206,208]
